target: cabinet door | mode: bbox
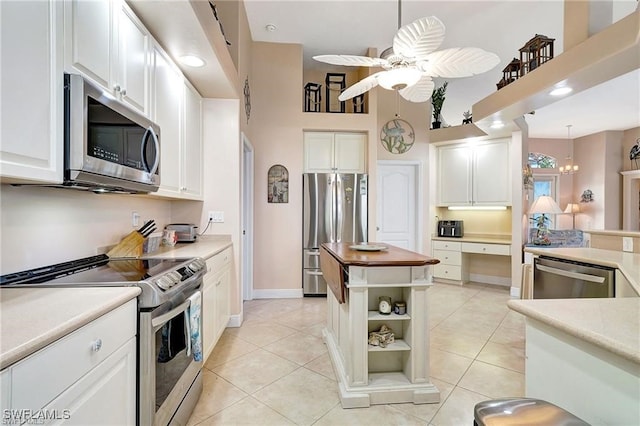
[304,132,335,172]
[116,1,148,114]
[44,338,136,425]
[152,46,183,196]
[1,0,63,184]
[437,144,472,205]
[182,83,203,199]
[334,133,366,173]
[473,139,511,205]
[202,264,218,361]
[64,0,113,89]
[0,368,10,410]
[215,267,231,341]
[615,270,638,297]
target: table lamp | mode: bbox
[529,195,563,245]
[564,203,580,229]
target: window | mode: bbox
[532,175,559,228]
[528,152,557,169]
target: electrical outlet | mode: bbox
[208,211,215,222]
[208,211,224,223]
[132,211,140,227]
[622,237,633,252]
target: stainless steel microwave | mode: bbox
[64,73,160,193]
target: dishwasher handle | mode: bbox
[535,264,606,284]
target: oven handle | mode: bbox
[535,264,605,283]
[151,299,190,329]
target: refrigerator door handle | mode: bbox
[335,174,343,242]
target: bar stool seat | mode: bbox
[474,398,589,426]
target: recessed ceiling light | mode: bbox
[265,24,277,32]
[179,55,206,68]
[490,121,505,129]
[549,86,573,96]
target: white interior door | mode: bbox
[376,162,420,251]
[242,134,254,301]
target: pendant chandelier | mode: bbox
[559,124,579,174]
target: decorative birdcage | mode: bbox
[304,82,322,112]
[325,73,346,113]
[519,34,555,76]
[496,58,522,89]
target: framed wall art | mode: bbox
[268,164,289,203]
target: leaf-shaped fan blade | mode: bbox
[398,75,435,103]
[337,72,385,101]
[393,16,445,60]
[313,55,388,67]
[417,47,500,78]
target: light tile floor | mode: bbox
[187,282,525,425]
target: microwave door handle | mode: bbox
[141,126,160,174]
[535,264,606,283]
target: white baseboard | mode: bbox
[468,273,511,287]
[510,286,521,298]
[227,314,243,328]
[251,288,304,299]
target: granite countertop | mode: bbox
[0,287,140,369]
[508,298,640,365]
[523,246,640,294]
[432,235,511,244]
[143,235,232,260]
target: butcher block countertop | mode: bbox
[321,242,440,267]
[0,287,140,369]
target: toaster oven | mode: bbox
[165,224,198,243]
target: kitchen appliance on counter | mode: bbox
[303,173,368,296]
[1,254,207,425]
[437,220,464,238]
[62,73,161,194]
[533,256,615,298]
[165,223,198,243]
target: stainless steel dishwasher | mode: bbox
[533,256,615,298]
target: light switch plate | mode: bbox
[622,237,633,252]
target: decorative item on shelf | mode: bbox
[380,117,415,154]
[529,195,562,245]
[268,164,289,203]
[519,34,555,76]
[564,203,580,229]
[523,164,534,190]
[630,138,640,169]
[431,81,448,129]
[580,189,594,203]
[496,57,522,90]
[393,301,406,315]
[368,324,395,348]
[325,73,346,113]
[378,296,392,314]
[559,125,579,174]
[462,110,472,124]
[304,82,322,112]
[352,93,365,113]
[243,77,251,123]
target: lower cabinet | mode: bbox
[0,299,136,424]
[202,247,232,361]
[432,240,511,284]
[615,270,638,297]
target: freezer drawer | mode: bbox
[303,249,321,269]
[303,268,327,295]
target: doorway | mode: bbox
[376,161,422,251]
[242,134,254,301]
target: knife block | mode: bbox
[107,231,144,258]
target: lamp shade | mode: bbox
[377,67,422,90]
[529,195,563,215]
[564,203,580,214]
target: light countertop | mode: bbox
[143,235,232,260]
[523,246,640,294]
[508,298,640,365]
[432,235,511,244]
[0,287,140,369]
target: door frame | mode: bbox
[242,133,254,301]
[376,160,424,252]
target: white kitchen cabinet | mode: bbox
[64,0,149,115]
[202,247,232,361]
[151,46,203,200]
[437,138,511,206]
[304,132,366,173]
[0,0,64,184]
[432,240,464,282]
[615,270,638,297]
[4,300,136,424]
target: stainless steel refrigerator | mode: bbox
[302,173,368,296]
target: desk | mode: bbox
[432,237,511,284]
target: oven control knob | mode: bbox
[156,276,172,290]
[169,271,182,284]
[187,259,204,273]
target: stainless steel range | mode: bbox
[1,254,207,425]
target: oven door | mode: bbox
[139,293,203,426]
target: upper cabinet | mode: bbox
[64,0,149,115]
[0,0,64,184]
[437,138,511,206]
[304,132,366,173]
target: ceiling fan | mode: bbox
[313,7,500,103]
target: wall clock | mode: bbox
[380,118,415,154]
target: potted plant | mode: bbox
[530,214,552,245]
[431,81,448,129]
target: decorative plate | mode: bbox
[349,244,388,251]
[380,118,415,154]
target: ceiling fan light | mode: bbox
[378,67,422,91]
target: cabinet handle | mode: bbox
[482,247,487,251]
[91,338,103,352]
[121,89,127,96]
[215,280,222,287]
[113,84,121,92]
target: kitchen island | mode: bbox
[319,242,440,408]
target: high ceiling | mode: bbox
[243,0,639,138]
